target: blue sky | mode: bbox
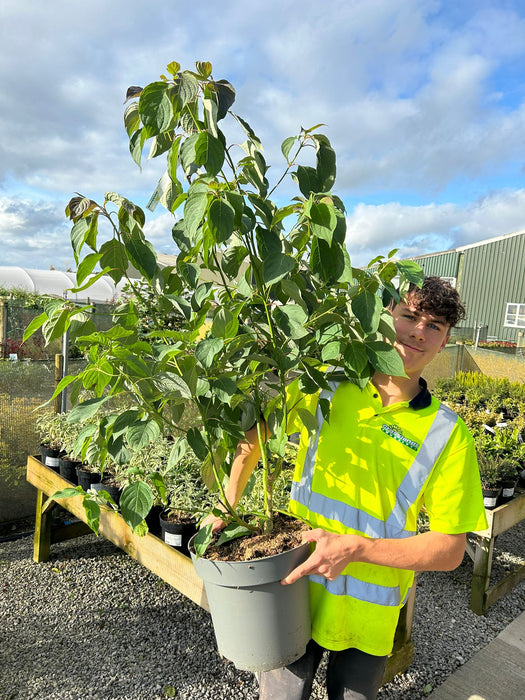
[1,0,525,272]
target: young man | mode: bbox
[205,277,488,700]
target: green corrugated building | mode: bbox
[406,229,525,343]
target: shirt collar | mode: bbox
[409,377,432,410]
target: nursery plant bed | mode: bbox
[26,455,207,609]
[26,455,414,681]
[466,485,525,615]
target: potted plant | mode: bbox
[477,450,502,509]
[24,59,423,671]
[35,410,66,470]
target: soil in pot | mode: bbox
[58,456,82,484]
[205,513,310,562]
[40,445,65,472]
[159,510,197,556]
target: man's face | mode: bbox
[390,299,450,377]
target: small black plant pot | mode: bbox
[159,511,197,556]
[497,479,517,505]
[482,487,502,510]
[145,504,164,538]
[40,445,65,472]
[58,457,82,485]
[76,467,101,491]
[91,481,122,506]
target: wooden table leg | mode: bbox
[470,534,494,615]
[33,489,54,563]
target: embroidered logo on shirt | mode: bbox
[381,423,420,451]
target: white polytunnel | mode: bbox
[0,267,127,304]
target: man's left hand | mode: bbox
[281,529,363,585]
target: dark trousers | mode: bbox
[258,640,387,700]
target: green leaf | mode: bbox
[343,341,369,376]
[281,136,296,162]
[311,238,345,284]
[184,190,208,242]
[139,82,175,133]
[187,427,209,461]
[192,523,213,558]
[23,311,48,341]
[263,252,296,286]
[351,290,382,334]
[153,372,193,399]
[76,253,102,286]
[52,487,82,500]
[296,408,318,437]
[194,61,212,79]
[209,79,236,120]
[309,202,337,245]
[195,337,224,369]
[83,498,101,535]
[180,132,199,175]
[99,239,129,283]
[123,235,157,282]
[216,523,251,546]
[212,308,239,339]
[194,131,225,176]
[167,437,187,469]
[120,482,154,532]
[273,304,309,340]
[208,198,235,243]
[124,102,140,137]
[126,420,161,450]
[67,396,111,423]
[315,137,336,192]
[396,260,424,287]
[166,61,181,76]
[295,165,321,197]
[365,340,406,376]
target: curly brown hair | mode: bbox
[405,276,466,328]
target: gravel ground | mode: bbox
[1,520,525,700]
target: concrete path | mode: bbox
[429,610,525,699]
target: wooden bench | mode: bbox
[466,486,525,615]
[26,454,415,682]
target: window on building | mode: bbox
[504,302,525,328]
[441,276,456,288]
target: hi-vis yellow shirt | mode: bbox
[287,377,488,656]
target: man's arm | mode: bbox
[201,424,264,531]
[281,529,466,584]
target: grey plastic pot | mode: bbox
[190,537,311,672]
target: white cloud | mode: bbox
[346,188,525,266]
[1,0,525,270]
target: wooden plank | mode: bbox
[485,563,525,610]
[33,488,52,563]
[470,535,493,615]
[26,456,209,611]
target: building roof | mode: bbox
[412,228,525,259]
[0,267,126,304]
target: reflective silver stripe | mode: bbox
[291,395,458,541]
[385,402,458,535]
[290,383,338,505]
[310,573,403,606]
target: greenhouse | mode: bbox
[0,266,126,304]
